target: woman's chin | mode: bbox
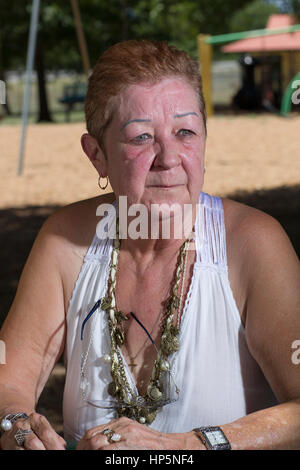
[142,185,190,206]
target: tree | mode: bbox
[0,0,77,121]
[265,0,300,17]
[130,0,254,59]
[0,0,29,115]
[1,0,256,120]
[291,0,300,16]
[229,0,280,33]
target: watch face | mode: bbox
[205,430,227,446]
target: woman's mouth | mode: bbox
[148,184,185,189]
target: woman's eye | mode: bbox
[177,129,194,136]
[131,133,152,144]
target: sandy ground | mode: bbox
[1,114,300,208]
[0,113,299,437]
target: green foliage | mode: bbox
[229,0,280,32]
[264,0,300,16]
[130,0,254,58]
[0,0,30,72]
[1,0,256,72]
[290,0,300,16]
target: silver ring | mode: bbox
[102,428,121,443]
[14,428,33,447]
[109,432,121,443]
[102,428,113,435]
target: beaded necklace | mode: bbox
[100,219,191,425]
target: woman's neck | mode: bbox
[119,222,195,277]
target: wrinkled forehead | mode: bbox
[114,77,201,123]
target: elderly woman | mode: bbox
[0,40,299,451]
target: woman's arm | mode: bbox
[220,212,300,450]
[0,211,69,449]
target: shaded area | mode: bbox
[0,204,64,433]
[0,184,299,434]
[0,205,60,326]
[227,184,300,257]
[35,363,66,436]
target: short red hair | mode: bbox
[85,39,206,148]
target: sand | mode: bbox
[1,114,300,208]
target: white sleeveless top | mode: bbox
[62,192,277,442]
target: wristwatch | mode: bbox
[0,413,29,434]
[193,426,231,450]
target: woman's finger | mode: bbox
[0,417,44,450]
[22,430,46,450]
[76,417,155,450]
[28,413,66,450]
[76,426,110,450]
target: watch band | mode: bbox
[193,426,231,450]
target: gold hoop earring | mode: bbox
[98,175,109,190]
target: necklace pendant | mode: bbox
[148,385,162,401]
[103,354,111,363]
[160,359,170,371]
[145,410,158,424]
[108,381,119,397]
[114,328,124,346]
[128,362,137,369]
[170,335,180,353]
[169,324,180,337]
[115,310,128,323]
[161,334,180,355]
[101,297,111,310]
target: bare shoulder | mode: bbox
[41,192,115,256]
[221,197,299,326]
[36,192,116,313]
[221,197,298,267]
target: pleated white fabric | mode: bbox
[62,192,277,442]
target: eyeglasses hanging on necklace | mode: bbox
[81,301,156,347]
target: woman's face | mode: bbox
[102,77,206,212]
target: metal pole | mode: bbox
[18,0,40,176]
[70,0,90,77]
[197,35,213,117]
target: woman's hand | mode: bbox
[0,412,66,450]
[76,417,205,450]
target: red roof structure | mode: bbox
[222,14,300,52]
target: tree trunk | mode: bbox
[35,41,52,122]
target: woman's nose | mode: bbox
[152,138,181,170]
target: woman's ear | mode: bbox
[81,133,107,176]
